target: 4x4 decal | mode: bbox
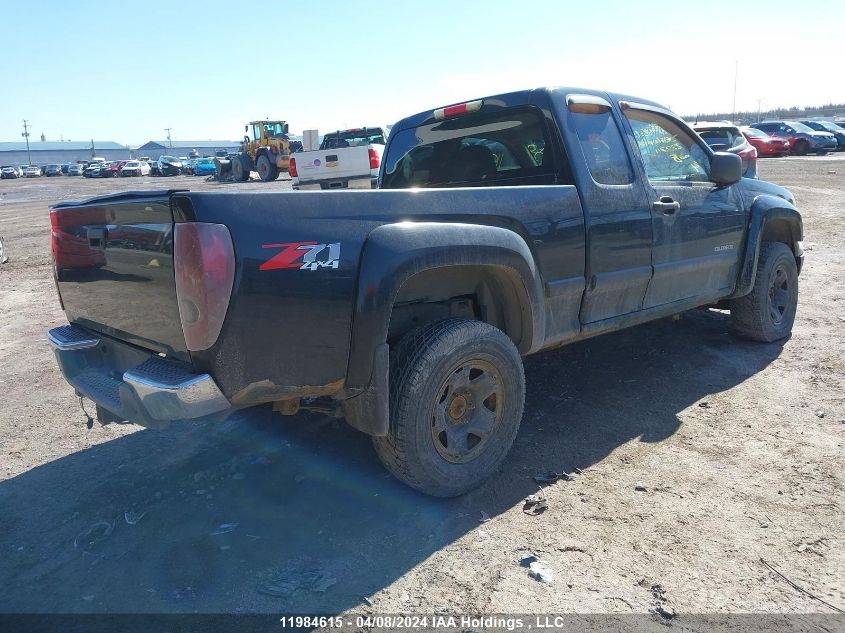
[260,241,341,271]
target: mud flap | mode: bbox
[341,343,389,436]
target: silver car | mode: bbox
[1,165,22,179]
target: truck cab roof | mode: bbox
[390,87,668,132]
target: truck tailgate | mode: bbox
[294,146,375,186]
[50,190,189,361]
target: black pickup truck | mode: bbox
[48,87,803,497]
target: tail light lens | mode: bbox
[736,147,757,160]
[289,157,298,177]
[174,223,235,352]
[368,148,380,169]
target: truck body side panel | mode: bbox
[175,186,585,404]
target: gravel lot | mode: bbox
[0,162,842,621]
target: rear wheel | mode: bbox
[373,318,525,497]
[792,140,809,156]
[730,241,798,342]
[256,154,279,182]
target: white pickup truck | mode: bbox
[290,127,387,190]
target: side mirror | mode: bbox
[283,123,289,134]
[710,151,742,185]
[244,125,248,132]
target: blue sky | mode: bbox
[1,0,842,146]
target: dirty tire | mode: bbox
[232,156,249,182]
[256,155,279,182]
[373,318,525,498]
[792,140,808,156]
[730,241,798,342]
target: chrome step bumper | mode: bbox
[48,324,231,424]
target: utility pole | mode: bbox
[164,128,172,149]
[756,98,763,123]
[731,60,738,123]
[21,119,32,165]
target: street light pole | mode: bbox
[21,119,32,165]
[756,98,763,123]
[732,60,738,123]
[164,128,172,149]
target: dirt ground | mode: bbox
[0,163,842,623]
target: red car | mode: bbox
[741,127,790,157]
[101,161,127,177]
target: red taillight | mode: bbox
[289,157,298,177]
[174,223,235,352]
[368,147,380,169]
[737,147,757,160]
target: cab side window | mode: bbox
[570,111,633,185]
[624,110,710,182]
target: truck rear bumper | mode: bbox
[293,176,377,191]
[48,324,232,426]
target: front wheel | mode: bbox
[373,319,525,497]
[232,156,250,181]
[792,140,809,156]
[729,241,798,342]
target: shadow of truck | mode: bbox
[0,308,783,614]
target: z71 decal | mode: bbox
[260,241,341,271]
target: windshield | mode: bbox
[742,127,767,139]
[815,121,843,132]
[787,121,815,133]
[47,164,60,169]
[696,127,744,149]
[322,128,386,149]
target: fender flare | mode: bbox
[730,194,803,299]
[345,222,545,392]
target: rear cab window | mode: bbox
[381,107,565,189]
[322,128,386,149]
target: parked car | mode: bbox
[45,164,64,177]
[192,157,217,176]
[23,165,42,177]
[83,162,105,178]
[101,161,127,178]
[740,126,790,157]
[47,87,804,497]
[119,160,150,177]
[750,121,836,155]
[182,158,197,176]
[1,165,22,179]
[291,126,387,190]
[156,156,182,176]
[67,164,85,176]
[800,120,845,150]
[149,161,160,176]
[692,121,757,178]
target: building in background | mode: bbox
[0,141,129,165]
[135,140,241,160]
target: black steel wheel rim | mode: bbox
[430,359,504,464]
[768,265,790,325]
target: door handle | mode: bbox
[653,196,680,215]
